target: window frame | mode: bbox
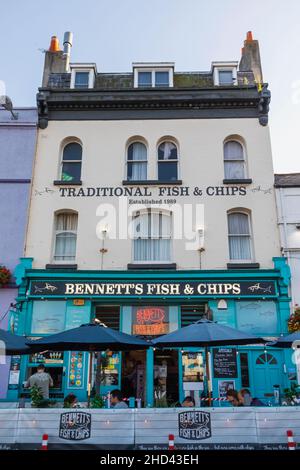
[126,140,148,182]
[157,140,179,182]
[70,65,96,89]
[133,65,174,88]
[60,141,83,183]
[223,139,247,180]
[212,62,238,86]
[132,209,173,264]
[52,211,78,263]
[227,210,254,263]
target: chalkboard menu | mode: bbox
[213,348,237,378]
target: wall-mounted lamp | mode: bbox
[296,224,300,230]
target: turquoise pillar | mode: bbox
[146,348,154,407]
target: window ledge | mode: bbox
[53,180,82,186]
[128,263,177,270]
[46,264,78,270]
[223,179,252,185]
[122,180,182,186]
[227,263,260,269]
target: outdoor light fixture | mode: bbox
[296,224,300,230]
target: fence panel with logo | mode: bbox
[135,408,258,449]
[0,407,300,449]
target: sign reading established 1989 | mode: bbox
[29,280,276,297]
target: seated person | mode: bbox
[110,389,128,408]
[226,389,243,406]
[64,393,80,408]
[181,396,195,407]
[238,388,264,406]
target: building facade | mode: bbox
[0,107,37,399]
[6,32,294,405]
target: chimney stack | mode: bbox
[42,32,73,87]
[239,31,263,86]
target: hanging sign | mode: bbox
[132,306,169,335]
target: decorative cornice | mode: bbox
[37,85,270,129]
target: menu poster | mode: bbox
[213,348,238,378]
[65,305,91,331]
[68,351,85,389]
[182,352,204,383]
[218,380,235,398]
[8,355,21,390]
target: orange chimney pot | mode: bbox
[246,31,253,42]
[49,36,61,52]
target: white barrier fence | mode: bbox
[0,407,299,450]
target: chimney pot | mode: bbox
[246,31,253,42]
[49,36,60,52]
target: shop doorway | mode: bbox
[154,349,179,406]
[121,351,147,404]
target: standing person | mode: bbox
[238,388,265,406]
[226,389,243,406]
[25,364,53,399]
[110,389,128,408]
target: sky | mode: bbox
[1,0,300,173]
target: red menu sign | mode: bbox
[132,307,169,336]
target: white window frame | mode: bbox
[125,140,148,182]
[59,140,83,182]
[157,140,179,181]
[70,64,96,89]
[223,139,247,180]
[133,63,174,88]
[212,62,238,86]
[227,210,254,263]
[132,209,173,264]
[52,211,78,264]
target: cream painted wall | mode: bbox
[25,118,281,270]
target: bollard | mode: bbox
[168,433,175,450]
[41,433,48,451]
[287,430,296,450]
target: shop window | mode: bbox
[236,301,278,336]
[256,353,278,365]
[127,142,147,181]
[31,301,66,335]
[227,211,252,261]
[157,141,178,181]
[133,210,172,262]
[180,305,206,327]
[53,211,78,262]
[95,306,120,330]
[240,352,250,388]
[224,140,246,179]
[61,142,82,182]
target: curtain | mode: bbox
[133,212,171,261]
[228,213,251,260]
[128,142,147,180]
[158,142,177,160]
[54,213,78,260]
[224,141,245,179]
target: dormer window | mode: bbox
[133,63,174,88]
[70,64,96,89]
[212,62,238,86]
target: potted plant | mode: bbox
[0,265,11,287]
[30,385,56,408]
[90,394,105,408]
[282,382,300,406]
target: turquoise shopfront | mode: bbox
[3,257,294,406]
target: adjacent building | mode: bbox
[0,107,37,399]
[6,32,293,405]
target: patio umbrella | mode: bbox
[26,323,151,404]
[152,319,265,405]
[271,331,300,348]
[0,329,31,355]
